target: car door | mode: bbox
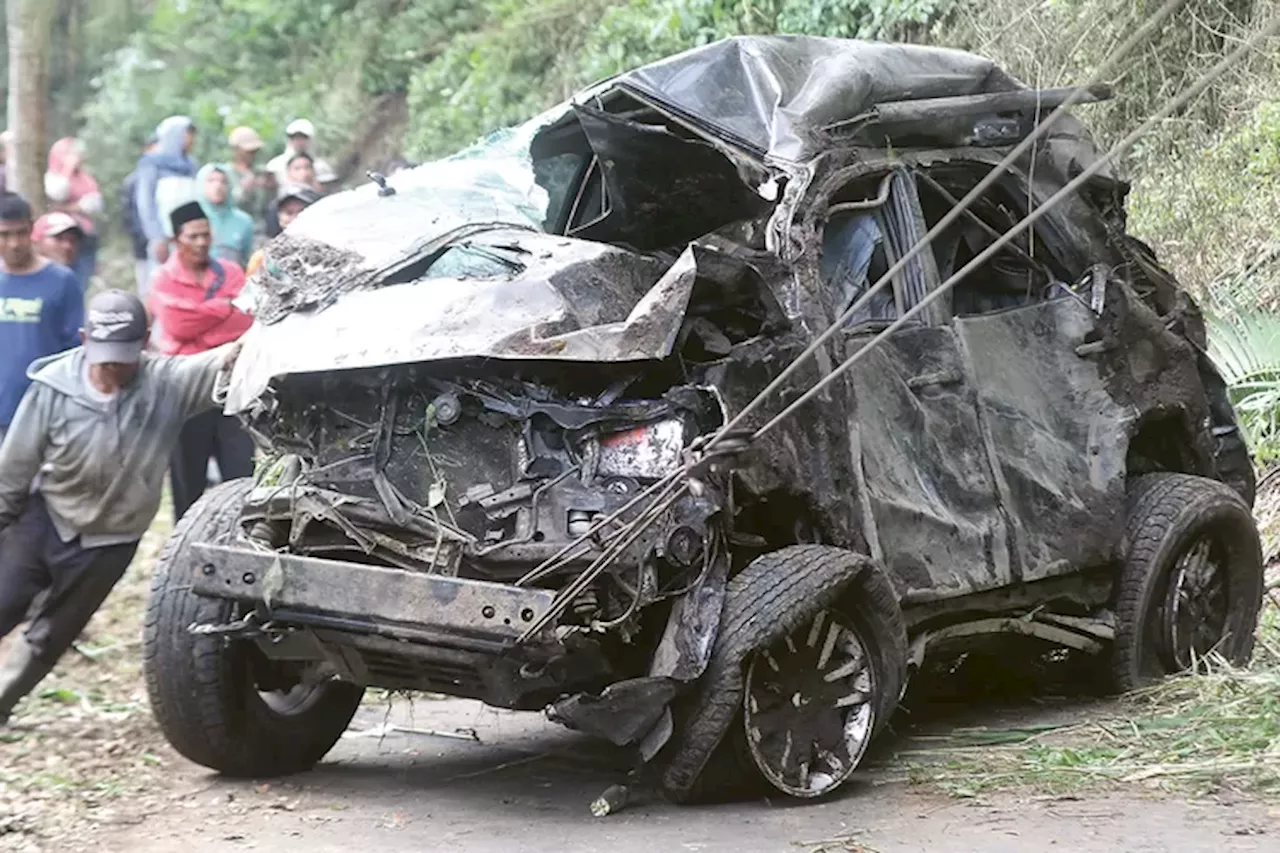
[914,160,1131,582]
[954,293,1130,582]
[824,169,1017,601]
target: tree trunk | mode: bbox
[6,0,57,207]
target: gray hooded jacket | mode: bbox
[0,345,231,547]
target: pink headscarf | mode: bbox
[47,137,101,233]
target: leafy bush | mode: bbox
[1209,309,1280,464]
[1130,100,1280,293]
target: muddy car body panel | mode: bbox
[150,36,1261,799]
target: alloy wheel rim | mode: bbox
[743,609,877,797]
[1157,534,1230,671]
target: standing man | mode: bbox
[314,160,339,195]
[284,152,321,192]
[266,119,333,187]
[0,290,240,724]
[121,134,159,296]
[0,195,84,447]
[134,116,199,300]
[253,183,319,271]
[31,213,85,288]
[148,201,255,521]
[224,126,271,220]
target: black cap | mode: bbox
[169,200,206,236]
[276,183,320,207]
[84,290,147,365]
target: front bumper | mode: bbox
[190,543,558,650]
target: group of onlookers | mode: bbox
[121,116,333,518]
[125,115,334,299]
[1,116,334,522]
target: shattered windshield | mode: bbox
[251,106,567,323]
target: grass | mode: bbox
[909,593,1280,800]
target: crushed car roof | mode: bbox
[614,36,1018,162]
[246,37,1058,325]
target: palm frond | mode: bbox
[1208,311,1280,387]
[1207,309,1280,463]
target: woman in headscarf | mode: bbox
[196,164,254,267]
[43,137,103,284]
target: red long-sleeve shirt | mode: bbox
[148,254,253,355]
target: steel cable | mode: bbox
[703,0,1186,449]
[753,14,1280,440]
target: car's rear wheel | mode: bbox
[659,545,906,802]
[144,479,364,776]
[1111,473,1263,692]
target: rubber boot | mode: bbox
[0,638,54,724]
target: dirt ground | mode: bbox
[4,661,1278,853]
[83,699,1280,853]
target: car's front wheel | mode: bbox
[659,545,907,802]
[143,479,364,776]
[1111,473,1264,692]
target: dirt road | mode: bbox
[102,698,1278,853]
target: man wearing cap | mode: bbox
[148,201,254,521]
[0,194,84,448]
[266,119,334,189]
[224,125,271,219]
[252,183,320,274]
[0,289,241,724]
[31,212,85,288]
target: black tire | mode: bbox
[659,545,907,802]
[144,479,364,776]
[1111,473,1263,692]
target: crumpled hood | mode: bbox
[224,230,699,413]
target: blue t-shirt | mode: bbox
[0,262,84,427]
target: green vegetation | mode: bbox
[1209,311,1280,463]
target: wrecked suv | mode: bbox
[145,37,1264,801]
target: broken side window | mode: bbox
[821,169,942,328]
[531,95,768,251]
[916,167,1066,316]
